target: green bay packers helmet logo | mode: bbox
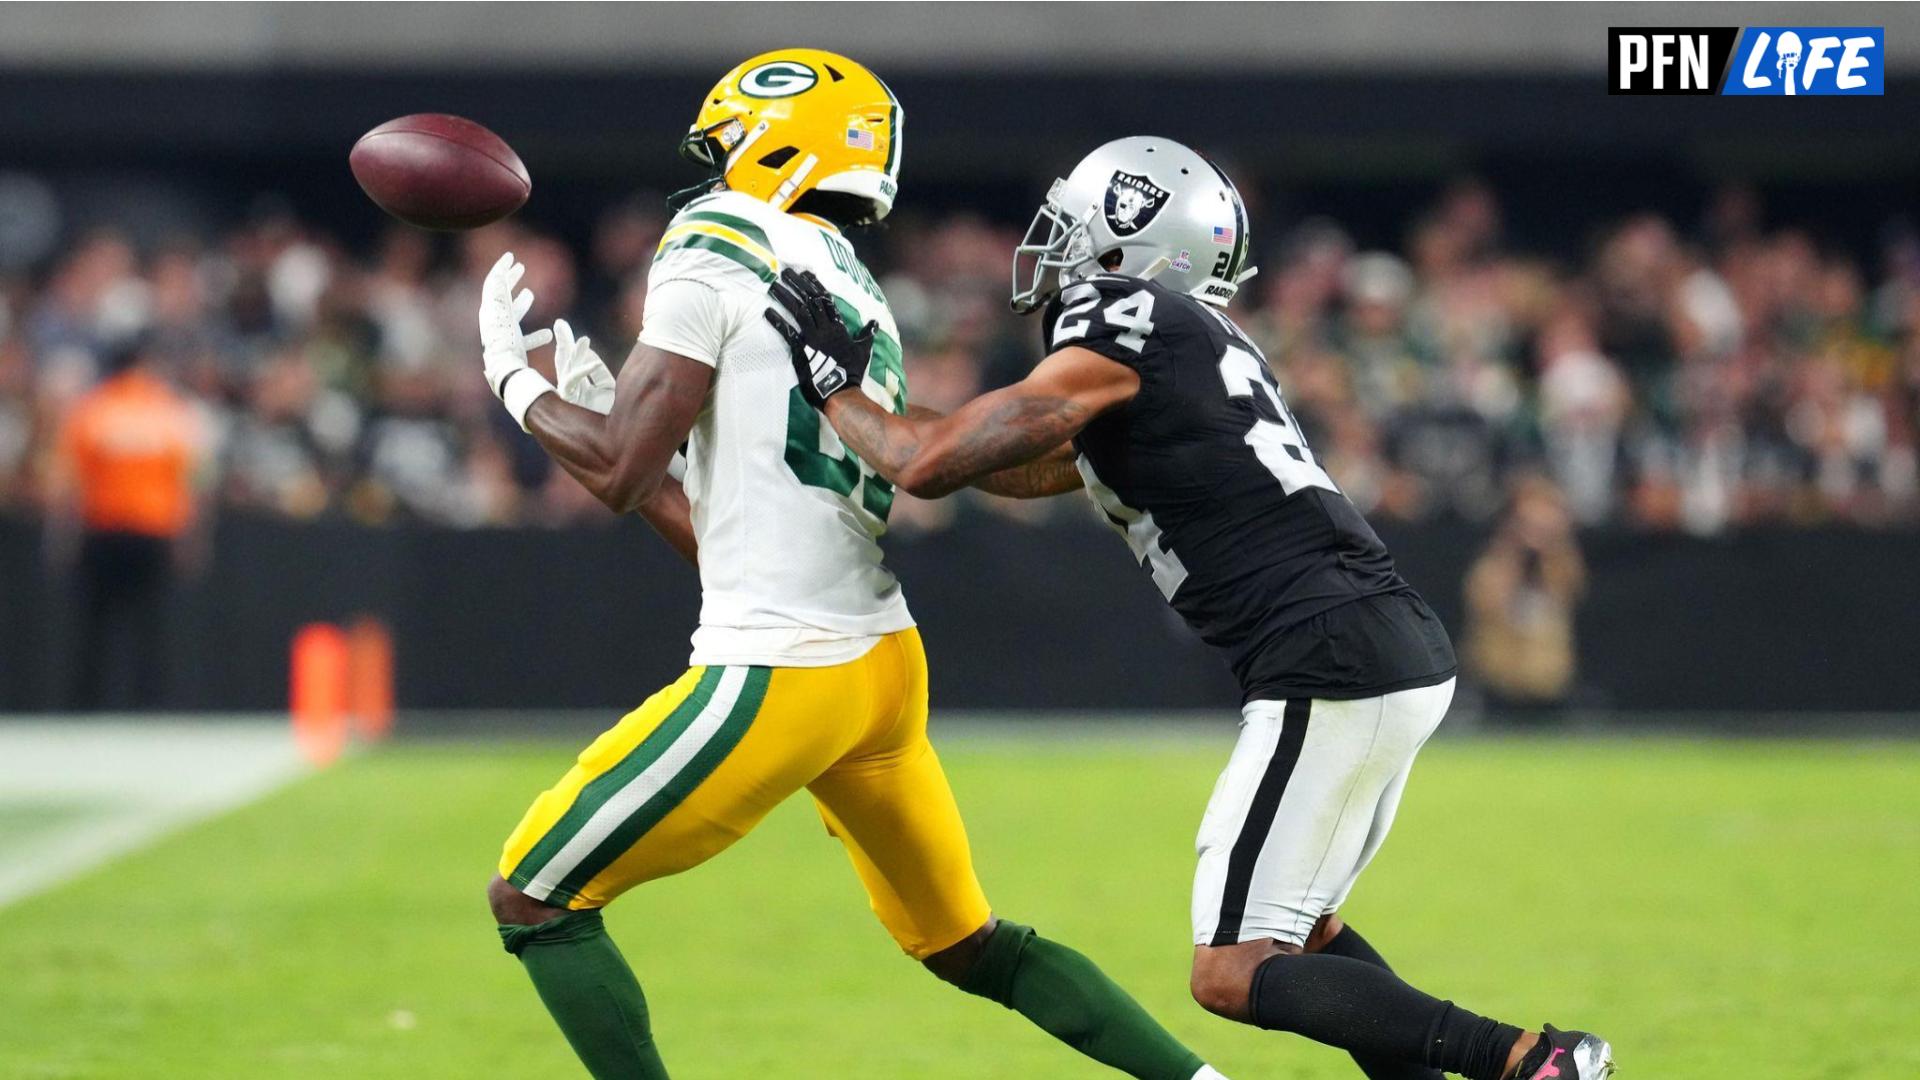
[739,60,819,98]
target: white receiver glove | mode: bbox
[552,319,615,414]
[479,251,556,431]
[550,316,687,483]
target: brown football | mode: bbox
[350,114,530,230]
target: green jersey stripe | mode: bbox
[658,234,777,282]
[506,667,723,889]
[550,666,771,898]
[677,209,773,249]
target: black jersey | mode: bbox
[1043,274,1455,702]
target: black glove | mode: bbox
[765,267,875,410]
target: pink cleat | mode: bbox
[1518,1025,1614,1079]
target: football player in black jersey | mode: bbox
[767,137,1614,1080]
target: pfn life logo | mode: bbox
[1609,27,1884,95]
[1724,28,1884,95]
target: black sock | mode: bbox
[1317,927,1446,1080]
[1249,951,1523,1080]
[1510,1036,1553,1077]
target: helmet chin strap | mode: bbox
[666,179,723,213]
[1138,256,1171,281]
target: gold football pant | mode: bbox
[498,628,991,959]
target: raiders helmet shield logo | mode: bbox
[1104,171,1170,235]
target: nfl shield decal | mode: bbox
[1104,171,1170,235]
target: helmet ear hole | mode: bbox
[1099,249,1125,271]
[758,146,799,168]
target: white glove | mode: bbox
[549,317,687,482]
[552,319,615,415]
[479,251,556,430]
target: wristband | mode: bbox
[499,368,557,432]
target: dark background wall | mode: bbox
[4,66,1917,266]
[4,513,1916,717]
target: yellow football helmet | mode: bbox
[679,48,903,224]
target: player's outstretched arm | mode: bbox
[965,441,1085,499]
[838,356,1133,498]
[766,267,1136,499]
[522,344,710,517]
[903,406,1083,499]
[478,252,711,525]
[538,313,700,565]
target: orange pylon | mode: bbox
[348,617,395,741]
[290,622,351,766]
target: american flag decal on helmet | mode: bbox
[845,127,876,151]
[1212,225,1236,245]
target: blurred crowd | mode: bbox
[3,179,1918,535]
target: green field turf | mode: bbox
[1,732,1915,1079]
[0,803,106,862]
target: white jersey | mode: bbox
[637,191,913,668]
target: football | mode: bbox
[349,113,529,230]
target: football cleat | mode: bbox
[1518,1024,1615,1079]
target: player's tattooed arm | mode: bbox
[824,346,1138,499]
[525,342,712,518]
[968,442,1083,499]
[902,406,1083,499]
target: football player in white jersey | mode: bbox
[474,50,1225,1080]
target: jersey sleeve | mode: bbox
[640,200,785,368]
[636,278,749,369]
[1040,275,1166,371]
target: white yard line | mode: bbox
[0,719,311,908]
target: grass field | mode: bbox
[1,729,1916,1079]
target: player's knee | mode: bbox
[1190,942,1284,1021]
[487,874,563,926]
[1303,911,1345,952]
[1188,962,1251,1020]
[922,917,997,986]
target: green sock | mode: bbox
[959,920,1206,1080]
[498,909,669,1080]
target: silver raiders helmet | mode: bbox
[1012,135,1255,313]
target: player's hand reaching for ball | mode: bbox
[552,319,615,415]
[765,267,875,410]
[551,314,686,481]
[478,251,557,430]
